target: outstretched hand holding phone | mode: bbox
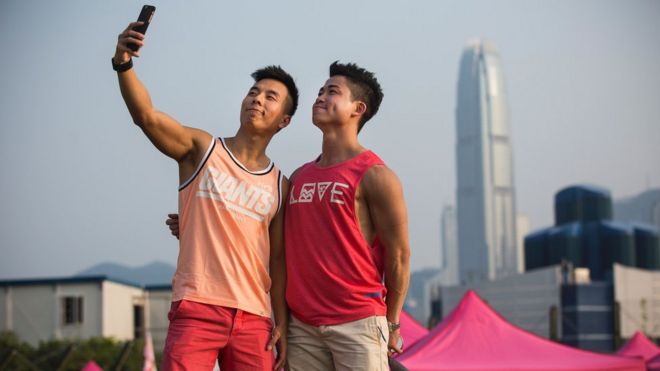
[112,4,199,164]
[113,5,155,64]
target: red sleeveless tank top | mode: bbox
[285,150,387,326]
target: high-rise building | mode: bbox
[516,214,530,273]
[404,268,442,326]
[439,205,459,285]
[456,39,518,283]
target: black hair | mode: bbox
[251,66,299,116]
[329,61,384,132]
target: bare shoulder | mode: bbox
[361,164,408,231]
[181,127,212,163]
[362,164,403,194]
[187,127,213,149]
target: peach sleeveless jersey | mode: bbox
[174,137,283,317]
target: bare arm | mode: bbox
[267,177,290,370]
[362,165,410,354]
[114,22,209,164]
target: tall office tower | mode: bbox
[456,39,518,283]
[516,214,530,273]
[440,205,459,285]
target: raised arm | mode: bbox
[362,165,410,355]
[113,22,210,165]
[267,176,290,370]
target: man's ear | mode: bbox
[277,115,292,132]
[356,101,367,114]
[351,101,367,119]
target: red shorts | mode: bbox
[161,300,274,371]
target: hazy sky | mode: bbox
[1,0,659,279]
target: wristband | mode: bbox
[388,321,401,332]
[112,57,133,73]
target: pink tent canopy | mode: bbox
[81,360,103,371]
[400,310,430,349]
[649,353,660,371]
[617,330,660,361]
[398,290,645,371]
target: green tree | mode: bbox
[0,331,36,370]
[0,332,151,371]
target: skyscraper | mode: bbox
[456,39,518,283]
[439,205,459,285]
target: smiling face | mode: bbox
[240,78,291,133]
[312,75,365,129]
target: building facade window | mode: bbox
[62,296,83,325]
[134,304,145,339]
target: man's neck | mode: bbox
[225,129,272,171]
[317,126,365,167]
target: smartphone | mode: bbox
[128,5,156,51]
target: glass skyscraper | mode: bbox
[456,39,518,283]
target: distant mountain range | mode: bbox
[76,261,175,286]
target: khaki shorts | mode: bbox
[287,315,389,371]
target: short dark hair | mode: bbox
[251,66,299,117]
[329,61,384,132]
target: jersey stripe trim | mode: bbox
[276,170,283,214]
[178,138,216,191]
[220,138,274,175]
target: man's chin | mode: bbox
[311,114,327,126]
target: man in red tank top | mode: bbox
[112,19,298,371]
[284,62,410,371]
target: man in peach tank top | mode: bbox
[112,18,297,371]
